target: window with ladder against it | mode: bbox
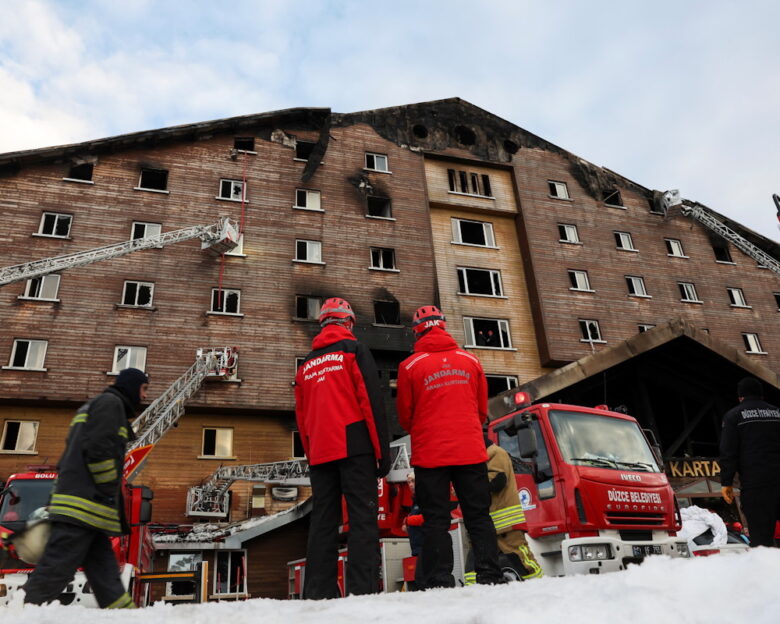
[211,288,241,314]
[23,274,60,300]
[7,339,48,370]
[614,231,636,251]
[548,181,569,199]
[742,333,765,354]
[122,281,154,307]
[603,189,623,207]
[295,239,322,263]
[452,218,496,247]
[38,212,72,237]
[625,275,649,297]
[295,189,321,211]
[457,267,503,297]
[727,287,749,307]
[295,295,322,320]
[218,179,246,201]
[131,221,162,241]
[579,319,603,343]
[486,375,518,398]
[558,223,579,243]
[464,317,512,349]
[370,247,396,270]
[365,152,389,172]
[678,282,701,303]
[568,269,592,291]
[112,345,146,373]
[447,168,492,197]
[1,420,39,453]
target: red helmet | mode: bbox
[319,297,356,327]
[412,305,446,335]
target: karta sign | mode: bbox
[665,458,721,479]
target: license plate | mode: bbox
[632,545,662,557]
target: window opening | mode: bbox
[727,287,748,307]
[295,141,315,161]
[211,288,240,314]
[638,324,656,333]
[9,339,47,369]
[447,169,492,196]
[295,189,321,211]
[558,224,579,243]
[548,181,569,199]
[365,152,389,172]
[122,281,154,307]
[24,275,60,300]
[603,189,623,206]
[219,179,246,201]
[112,346,146,372]
[1,421,39,452]
[370,247,396,270]
[374,300,400,325]
[579,319,602,342]
[713,244,733,263]
[485,375,518,398]
[66,163,93,181]
[464,318,512,349]
[132,222,162,241]
[457,267,503,296]
[452,218,495,247]
[614,231,635,250]
[292,430,305,458]
[38,212,72,237]
[234,137,255,151]
[367,196,392,218]
[295,295,322,320]
[138,168,168,191]
[678,282,700,302]
[625,275,648,296]
[665,238,686,257]
[167,553,202,597]
[202,427,233,457]
[568,270,592,291]
[295,240,322,263]
[774,293,780,310]
[742,333,765,354]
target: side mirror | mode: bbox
[642,428,664,469]
[139,486,154,524]
[494,411,533,437]
[517,428,538,460]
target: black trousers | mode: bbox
[23,521,128,607]
[304,453,380,599]
[741,485,780,547]
[415,463,502,588]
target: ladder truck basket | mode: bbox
[197,346,239,379]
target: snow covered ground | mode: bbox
[3,548,779,624]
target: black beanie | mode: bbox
[737,377,763,399]
[114,368,149,408]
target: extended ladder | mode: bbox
[0,217,239,286]
[185,438,412,517]
[663,190,780,276]
[124,347,239,483]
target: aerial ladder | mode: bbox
[185,439,413,517]
[124,346,239,483]
[0,217,239,287]
[662,190,780,277]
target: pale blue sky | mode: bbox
[1,0,778,239]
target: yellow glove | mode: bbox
[721,485,734,504]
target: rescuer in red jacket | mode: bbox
[295,297,390,599]
[396,306,503,588]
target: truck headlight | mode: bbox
[568,544,613,561]
[675,542,691,558]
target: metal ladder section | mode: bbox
[186,437,413,517]
[664,191,780,276]
[0,217,239,286]
[125,347,238,483]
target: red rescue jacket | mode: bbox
[396,327,488,468]
[295,324,389,467]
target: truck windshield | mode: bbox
[549,410,660,472]
[0,479,54,523]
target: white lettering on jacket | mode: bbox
[302,353,344,373]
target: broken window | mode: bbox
[214,551,246,595]
[295,295,321,320]
[451,218,496,247]
[122,281,154,307]
[367,196,392,218]
[678,282,701,303]
[9,339,48,370]
[295,189,321,211]
[295,239,322,263]
[638,324,656,333]
[38,212,72,237]
[665,238,686,257]
[579,319,603,342]
[0,420,38,452]
[713,243,734,263]
[131,221,162,241]
[234,137,255,152]
[464,317,512,349]
[558,223,580,244]
[370,247,396,270]
[211,288,241,314]
[167,553,202,597]
[742,333,765,354]
[23,274,60,300]
[218,179,246,201]
[485,375,518,398]
[137,168,168,191]
[112,345,146,373]
[374,300,400,325]
[454,125,476,145]
[614,231,635,251]
[727,287,748,307]
[447,169,492,196]
[202,427,233,457]
[457,267,503,297]
[65,162,93,182]
[774,293,780,310]
[568,270,592,291]
[548,181,569,199]
[295,140,315,161]
[365,152,389,172]
[603,189,623,206]
[625,275,648,297]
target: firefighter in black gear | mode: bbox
[23,368,149,608]
[720,377,780,547]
